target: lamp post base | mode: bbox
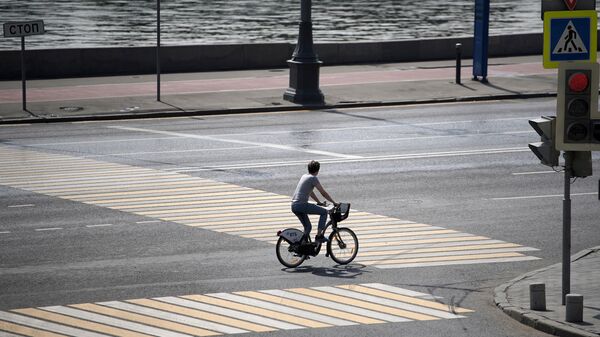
[283,59,324,105]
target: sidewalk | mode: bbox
[495,247,600,337]
[0,55,557,124]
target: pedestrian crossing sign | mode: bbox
[543,10,597,69]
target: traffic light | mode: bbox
[556,62,600,151]
[529,116,560,167]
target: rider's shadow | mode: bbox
[281,263,369,279]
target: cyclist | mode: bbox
[291,160,337,243]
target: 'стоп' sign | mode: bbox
[3,20,45,38]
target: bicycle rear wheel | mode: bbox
[276,236,306,268]
[327,227,358,265]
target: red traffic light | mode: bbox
[568,72,589,92]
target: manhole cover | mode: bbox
[59,106,84,112]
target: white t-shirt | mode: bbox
[291,174,319,204]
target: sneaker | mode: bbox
[315,235,328,243]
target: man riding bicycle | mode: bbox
[291,160,337,244]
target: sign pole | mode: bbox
[157,0,161,102]
[21,36,26,111]
[473,0,490,82]
[562,151,572,305]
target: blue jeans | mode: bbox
[291,202,327,238]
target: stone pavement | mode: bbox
[0,55,557,124]
[495,247,600,337]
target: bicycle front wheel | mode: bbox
[276,236,306,268]
[327,227,358,265]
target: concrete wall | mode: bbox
[0,33,542,80]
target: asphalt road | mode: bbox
[0,98,598,337]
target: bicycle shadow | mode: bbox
[280,263,369,279]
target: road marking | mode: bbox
[85,224,113,228]
[512,171,557,176]
[99,301,247,334]
[34,228,63,232]
[7,204,35,208]
[0,231,11,234]
[492,192,596,200]
[11,308,151,337]
[108,126,362,159]
[0,145,540,269]
[0,283,470,336]
[287,288,437,321]
[0,311,105,337]
[170,147,531,172]
[127,298,276,333]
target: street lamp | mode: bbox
[283,0,324,105]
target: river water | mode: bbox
[1,0,540,50]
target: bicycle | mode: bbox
[276,202,359,268]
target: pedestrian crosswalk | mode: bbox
[0,283,472,336]
[0,145,540,268]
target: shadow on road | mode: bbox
[280,263,369,279]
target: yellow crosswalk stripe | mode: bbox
[111,195,287,210]
[359,236,490,248]
[335,285,473,314]
[358,242,522,257]
[70,303,221,336]
[233,291,384,324]
[359,252,525,265]
[0,283,471,335]
[128,299,276,333]
[64,184,235,199]
[181,294,330,328]
[287,288,439,321]
[0,145,540,270]
[12,308,152,337]
[0,320,68,337]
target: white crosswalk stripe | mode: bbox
[0,145,540,269]
[0,283,472,336]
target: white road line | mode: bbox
[0,231,11,234]
[108,126,362,159]
[7,204,35,208]
[136,220,162,224]
[512,171,557,175]
[26,136,180,146]
[172,147,530,172]
[86,146,260,157]
[491,192,596,201]
[86,224,113,228]
[34,227,63,232]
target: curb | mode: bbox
[0,91,556,125]
[494,246,600,337]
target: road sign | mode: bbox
[3,20,45,38]
[543,10,597,68]
[542,0,596,19]
[565,0,578,10]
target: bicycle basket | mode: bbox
[332,203,350,222]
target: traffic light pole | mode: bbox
[562,151,572,305]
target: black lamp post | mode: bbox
[283,0,324,105]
